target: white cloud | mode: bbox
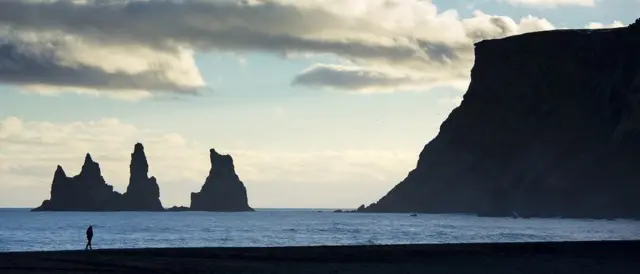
[0,0,628,97]
[0,27,206,100]
[288,8,559,92]
[437,95,464,107]
[0,116,416,208]
[585,21,626,29]
[500,0,596,8]
[0,0,609,98]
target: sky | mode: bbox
[0,0,636,209]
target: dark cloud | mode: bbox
[0,0,570,95]
[0,41,200,93]
[290,63,469,92]
[292,64,417,91]
[0,0,440,65]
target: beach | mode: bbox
[2,240,639,273]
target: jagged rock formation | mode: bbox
[32,154,122,211]
[33,143,165,211]
[190,149,253,212]
[122,143,164,211]
[358,23,640,219]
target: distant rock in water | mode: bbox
[33,143,166,211]
[32,144,256,212]
[358,22,640,219]
[122,143,164,211]
[167,206,190,212]
[32,154,122,211]
[190,149,253,212]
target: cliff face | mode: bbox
[122,143,163,211]
[32,154,122,211]
[190,149,253,212]
[359,24,640,219]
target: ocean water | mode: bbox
[1,208,639,252]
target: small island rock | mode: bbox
[122,143,164,211]
[190,149,253,212]
[32,154,122,211]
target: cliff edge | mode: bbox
[190,149,253,212]
[358,22,640,219]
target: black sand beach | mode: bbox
[2,240,639,274]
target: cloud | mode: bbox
[437,95,464,107]
[0,0,445,96]
[585,21,626,29]
[0,116,416,208]
[0,0,626,97]
[292,63,469,93]
[500,0,596,8]
[291,10,556,91]
[0,38,204,99]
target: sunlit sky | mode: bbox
[0,0,636,208]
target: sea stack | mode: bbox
[122,143,164,211]
[32,154,122,211]
[358,22,640,219]
[190,149,253,212]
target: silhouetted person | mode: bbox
[85,225,93,250]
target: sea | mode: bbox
[1,208,639,252]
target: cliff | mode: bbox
[122,143,164,211]
[190,149,253,211]
[358,23,640,219]
[32,154,122,211]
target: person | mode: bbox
[85,225,93,250]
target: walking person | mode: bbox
[85,225,93,250]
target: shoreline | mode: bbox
[6,208,639,221]
[2,240,640,273]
